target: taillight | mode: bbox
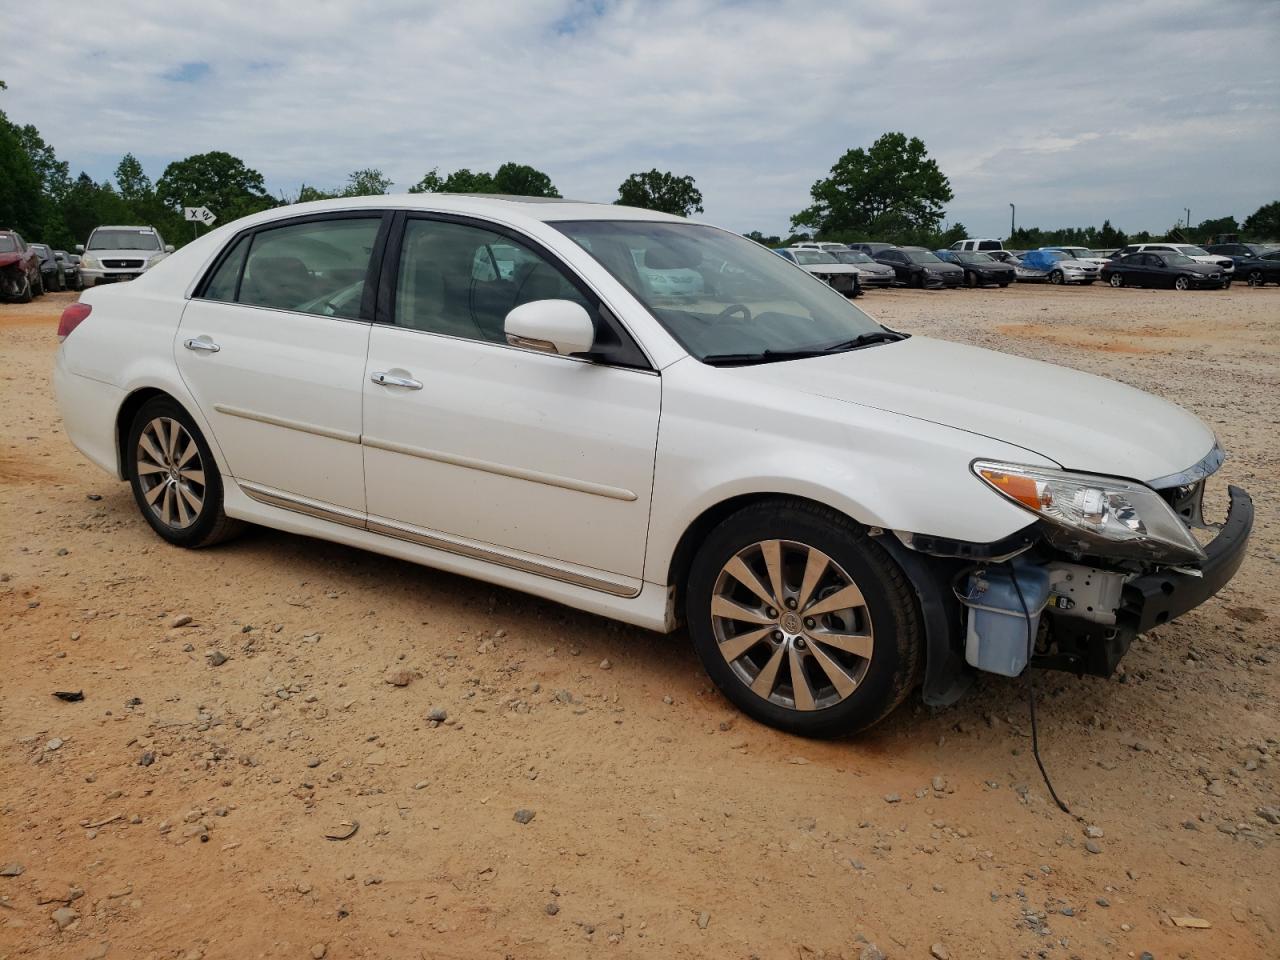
[58,302,91,341]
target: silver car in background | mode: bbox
[76,225,173,285]
[828,249,896,288]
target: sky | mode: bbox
[2,0,1278,237]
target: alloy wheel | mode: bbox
[1175,275,1190,291]
[135,417,206,529]
[1109,274,1123,287]
[1249,270,1263,287]
[1049,270,1063,284]
[710,539,873,712]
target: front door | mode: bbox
[361,215,660,587]
[176,213,386,513]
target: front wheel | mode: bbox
[1109,273,1124,288]
[15,275,33,303]
[1248,270,1264,287]
[1049,270,1064,285]
[686,500,922,738]
[966,271,978,288]
[127,397,244,548]
[1174,275,1191,291]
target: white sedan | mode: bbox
[53,195,1252,737]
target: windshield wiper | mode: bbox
[701,329,907,366]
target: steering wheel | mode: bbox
[715,303,752,323]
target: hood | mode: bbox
[724,336,1214,483]
[921,261,962,272]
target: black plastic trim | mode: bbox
[1122,484,1253,633]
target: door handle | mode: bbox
[184,337,221,353]
[370,371,423,390]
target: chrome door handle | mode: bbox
[184,337,221,353]
[370,371,423,390]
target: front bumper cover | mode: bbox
[1123,484,1252,632]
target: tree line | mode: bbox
[3,79,1275,252]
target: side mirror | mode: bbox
[75,244,84,253]
[165,244,175,253]
[504,299,595,357]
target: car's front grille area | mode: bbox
[103,259,143,269]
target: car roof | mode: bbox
[244,194,687,227]
[94,225,160,230]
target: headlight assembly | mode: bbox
[973,460,1205,564]
[81,256,101,269]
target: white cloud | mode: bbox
[2,0,1277,236]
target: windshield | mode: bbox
[832,251,876,264]
[791,250,839,265]
[29,244,50,257]
[905,251,942,264]
[552,221,884,362]
[1043,250,1070,262]
[1173,245,1210,257]
[88,229,160,251]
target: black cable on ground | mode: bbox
[1009,563,1071,815]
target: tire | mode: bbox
[966,271,978,289]
[1174,275,1190,291]
[912,272,924,289]
[1109,273,1124,288]
[126,396,245,548]
[1248,270,1263,287]
[33,273,44,297]
[686,499,923,738]
[999,281,1010,288]
[15,274,33,303]
[1223,279,1231,289]
[1049,270,1064,285]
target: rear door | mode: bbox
[361,213,660,589]
[177,212,388,514]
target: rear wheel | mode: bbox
[1247,270,1263,287]
[998,281,1010,288]
[33,273,44,297]
[1109,273,1124,288]
[686,500,922,738]
[127,397,244,548]
[1174,275,1191,291]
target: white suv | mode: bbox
[949,238,1004,252]
[77,225,173,285]
[52,195,1252,737]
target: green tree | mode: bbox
[1096,219,1127,249]
[156,151,275,223]
[115,153,152,203]
[1242,201,1280,241]
[616,169,703,217]
[743,230,782,247]
[792,133,953,239]
[441,168,496,193]
[491,162,560,198]
[343,168,392,197]
[17,124,70,202]
[407,168,445,194]
[0,86,45,237]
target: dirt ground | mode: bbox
[1,284,1277,960]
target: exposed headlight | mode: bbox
[972,460,1205,564]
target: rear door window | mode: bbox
[237,217,381,319]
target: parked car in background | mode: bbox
[1231,248,1280,287]
[986,249,1041,281]
[53,193,1252,737]
[631,247,706,297]
[1204,241,1272,261]
[874,246,963,288]
[76,225,173,285]
[846,242,900,257]
[1018,249,1100,285]
[949,238,1004,252]
[792,241,851,253]
[55,250,83,291]
[936,250,1016,287]
[1114,244,1234,281]
[1041,246,1109,270]
[0,229,44,301]
[29,243,65,292]
[828,249,896,288]
[1102,252,1226,290]
[775,248,861,297]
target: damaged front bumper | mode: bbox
[884,481,1254,706]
